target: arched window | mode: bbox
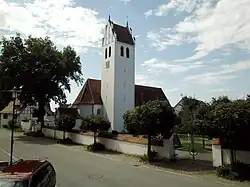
[126,47,129,58]
[105,48,107,59]
[109,46,111,57]
[120,46,124,57]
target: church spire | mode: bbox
[126,16,129,28]
[108,14,111,22]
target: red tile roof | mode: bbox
[112,22,135,45]
[135,85,168,106]
[73,79,102,105]
[73,79,168,106]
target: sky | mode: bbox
[0,0,250,110]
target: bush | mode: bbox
[217,162,250,181]
[24,131,44,137]
[3,125,8,128]
[139,150,158,163]
[87,142,105,152]
[98,131,115,139]
[112,130,118,136]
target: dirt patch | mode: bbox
[81,132,163,146]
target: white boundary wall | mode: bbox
[42,128,175,159]
[212,144,250,167]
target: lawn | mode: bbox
[177,134,212,153]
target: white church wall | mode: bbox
[101,22,116,130]
[113,41,135,132]
[77,104,103,118]
[77,105,93,118]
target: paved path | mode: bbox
[0,129,248,187]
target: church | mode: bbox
[72,17,169,132]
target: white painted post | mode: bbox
[212,138,222,167]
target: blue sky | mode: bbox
[1,0,250,109]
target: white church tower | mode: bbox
[101,17,135,131]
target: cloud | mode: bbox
[184,60,250,84]
[0,0,105,54]
[147,0,250,61]
[147,28,184,51]
[142,58,205,74]
[120,0,131,5]
[165,88,179,93]
[135,74,161,87]
[144,10,153,18]
[209,88,235,93]
[145,0,206,18]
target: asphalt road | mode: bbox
[0,129,247,187]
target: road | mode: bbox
[0,129,247,187]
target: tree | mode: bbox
[81,115,111,144]
[123,100,177,161]
[0,34,83,130]
[178,96,203,134]
[57,116,76,140]
[211,96,231,106]
[196,98,250,163]
[177,96,205,157]
[246,94,250,101]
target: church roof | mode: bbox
[73,79,102,105]
[111,21,135,45]
[73,78,169,106]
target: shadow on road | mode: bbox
[14,135,57,145]
[152,158,214,172]
[94,150,123,155]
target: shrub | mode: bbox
[87,142,105,152]
[217,162,250,181]
[139,150,159,163]
[112,130,118,136]
[24,131,44,137]
[3,125,8,128]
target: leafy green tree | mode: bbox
[57,116,76,140]
[246,94,250,101]
[196,98,250,163]
[211,96,231,106]
[81,115,111,144]
[0,33,83,129]
[178,96,204,134]
[123,100,177,161]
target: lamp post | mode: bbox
[10,87,17,165]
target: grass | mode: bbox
[177,134,212,153]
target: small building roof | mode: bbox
[73,79,102,105]
[73,78,169,106]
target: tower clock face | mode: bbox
[106,61,110,68]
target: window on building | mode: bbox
[124,68,126,73]
[126,47,129,58]
[120,46,124,57]
[109,46,111,57]
[106,61,110,69]
[3,114,8,119]
[97,108,101,115]
[105,48,107,59]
